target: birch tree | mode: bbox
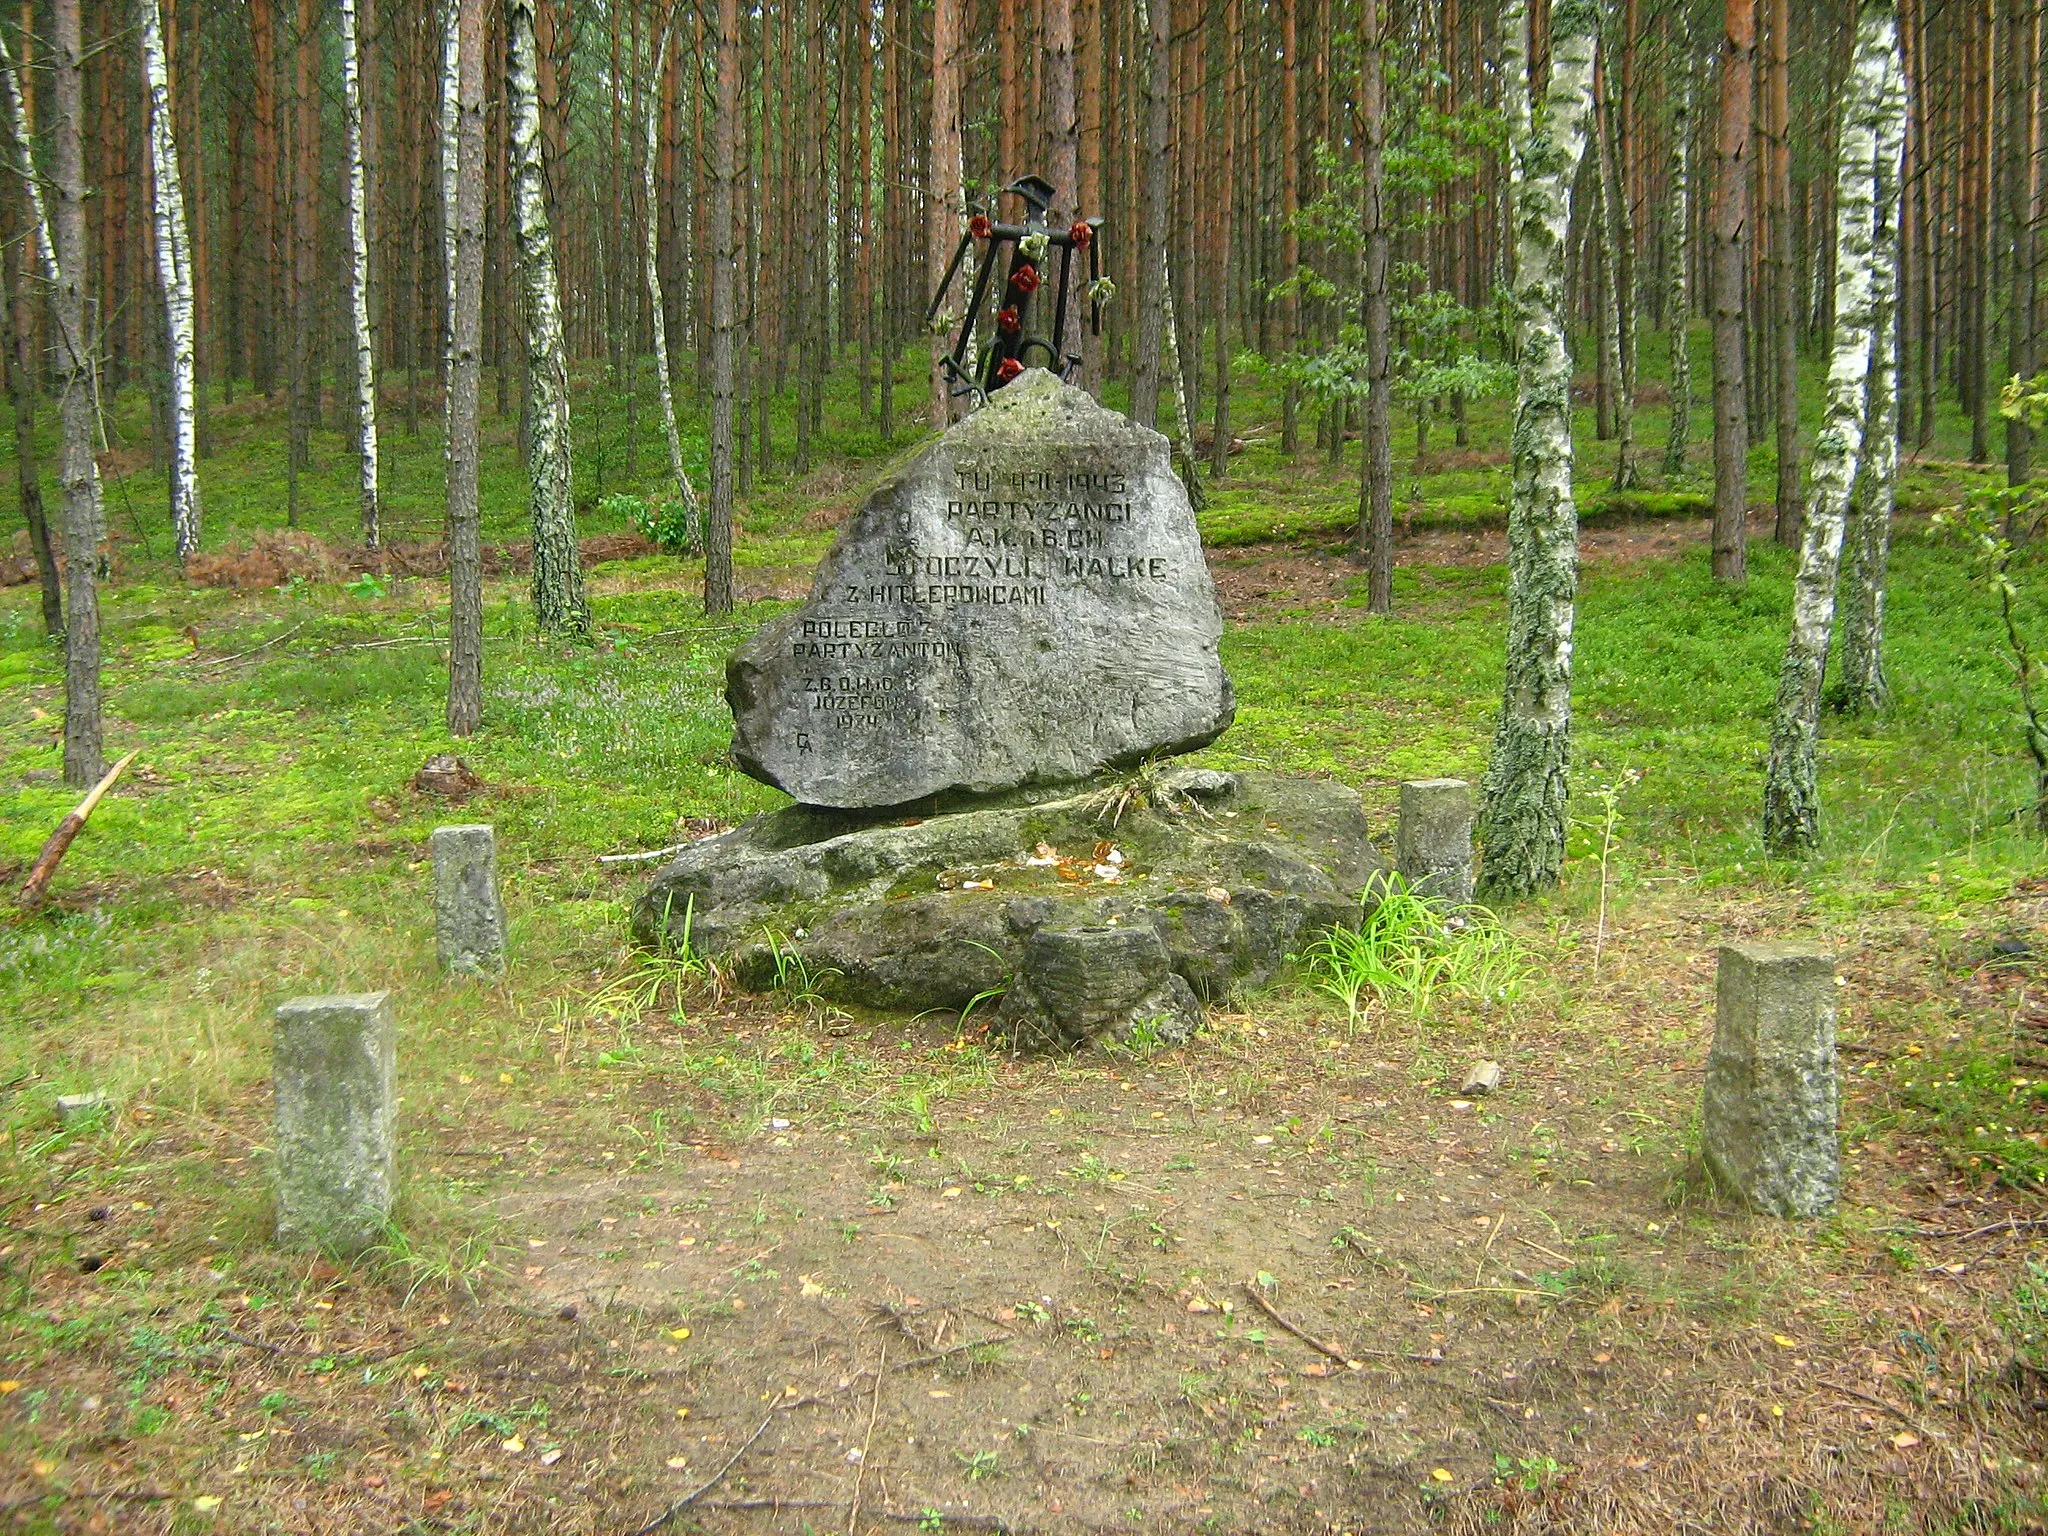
[1837,34,1909,715]
[1761,0,1901,856]
[338,0,379,548]
[140,0,201,560]
[443,0,485,734]
[508,0,587,636]
[1475,0,1601,901]
[644,23,700,545]
[704,0,739,617]
[1663,34,1695,483]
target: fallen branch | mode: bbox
[626,1409,777,1536]
[846,1343,884,1534]
[691,1500,1021,1532]
[598,843,689,864]
[18,752,137,910]
[191,620,306,669]
[1891,1216,2048,1242]
[1820,1379,1944,1442]
[1240,1282,1442,1365]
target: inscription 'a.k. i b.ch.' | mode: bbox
[727,367,1233,808]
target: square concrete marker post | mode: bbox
[1397,779,1474,906]
[274,992,396,1255]
[1702,943,1839,1218]
[432,824,506,976]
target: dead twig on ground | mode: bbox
[1820,1379,1944,1442]
[847,1343,884,1534]
[1241,1281,1444,1365]
[692,1500,1021,1532]
[627,1409,777,1536]
[190,621,306,669]
[18,752,137,910]
[1891,1216,2048,1241]
[598,843,689,864]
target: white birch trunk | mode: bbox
[339,0,380,548]
[1761,0,1899,856]
[644,24,700,541]
[1838,28,1908,715]
[140,0,201,560]
[1,13,105,785]
[508,0,587,635]
[1475,0,1600,900]
[1663,42,1694,482]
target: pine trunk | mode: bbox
[1131,0,1170,429]
[141,0,202,561]
[445,0,486,735]
[1709,0,1756,584]
[339,0,380,548]
[1353,0,1393,612]
[928,0,961,428]
[1761,0,1899,857]
[645,24,699,539]
[1768,0,1800,545]
[1475,0,1599,902]
[508,0,586,635]
[705,0,740,616]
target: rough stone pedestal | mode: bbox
[274,992,397,1255]
[432,824,506,976]
[1701,943,1839,1218]
[1397,779,1474,906]
[997,923,1203,1052]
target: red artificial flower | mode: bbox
[997,306,1022,334]
[1068,221,1094,248]
[995,357,1025,384]
[1009,263,1041,294]
[968,214,994,240]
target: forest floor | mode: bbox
[2,363,2047,1533]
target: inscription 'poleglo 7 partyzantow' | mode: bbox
[727,368,1233,808]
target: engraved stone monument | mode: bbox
[727,368,1234,808]
[639,370,1384,1050]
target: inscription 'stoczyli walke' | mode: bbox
[727,368,1234,809]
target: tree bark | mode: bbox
[1767,0,1799,545]
[1837,5,1909,718]
[444,0,485,735]
[1046,0,1077,361]
[928,0,961,428]
[1761,0,1899,857]
[339,0,380,549]
[1,0,103,785]
[1278,0,1299,455]
[1475,0,1599,901]
[1352,0,1393,612]
[645,23,700,541]
[1709,0,1756,585]
[1663,27,1695,483]
[507,0,586,635]
[1131,0,1170,429]
[705,0,739,616]
[141,0,202,561]
[1595,38,1640,490]
[2005,0,2036,487]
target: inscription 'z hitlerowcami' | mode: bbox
[726,368,1234,808]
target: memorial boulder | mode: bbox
[727,368,1234,809]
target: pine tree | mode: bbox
[444,0,486,735]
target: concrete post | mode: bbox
[274,992,396,1255]
[432,824,507,975]
[1397,778,1474,906]
[1702,943,1839,1218]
